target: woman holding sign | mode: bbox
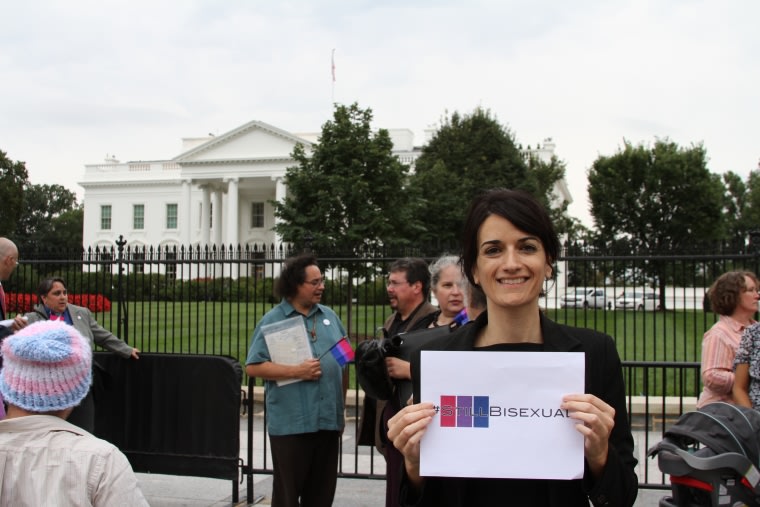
[246,254,350,507]
[386,189,638,506]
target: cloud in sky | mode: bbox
[1,0,758,226]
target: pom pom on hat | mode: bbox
[0,320,92,413]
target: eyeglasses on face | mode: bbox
[386,279,409,288]
[305,277,327,287]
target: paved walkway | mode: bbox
[137,472,668,506]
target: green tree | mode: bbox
[587,139,725,307]
[721,171,749,247]
[51,206,85,251]
[273,103,415,326]
[0,150,30,235]
[274,102,414,252]
[742,170,760,244]
[407,108,568,245]
[14,184,81,253]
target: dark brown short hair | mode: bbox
[461,188,559,288]
[388,257,431,298]
[708,271,758,315]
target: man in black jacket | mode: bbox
[379,257,438,507]
[0,237,24,341]
[0,237,27,419]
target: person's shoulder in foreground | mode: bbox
[0,320,148,506]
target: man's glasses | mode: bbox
[386,280,409,288]
[306,277,327,287]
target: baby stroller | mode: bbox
[648,402,760,506]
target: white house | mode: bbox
[80,119,571,263]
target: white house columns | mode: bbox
[225,177,239,247]
[200,186,211,246]
[181,179,192,245]
[273,176,286,245]
[211,188,222,246]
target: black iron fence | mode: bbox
[6,237,760,497]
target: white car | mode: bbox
[560,288,608,309]
[616,291,660,311]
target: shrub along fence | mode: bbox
[6,235,760,494]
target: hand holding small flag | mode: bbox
[320,336,354,366]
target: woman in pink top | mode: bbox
[697,271,760,408]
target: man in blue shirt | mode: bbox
[246,254,348,507]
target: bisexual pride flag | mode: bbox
[327,336,354,366]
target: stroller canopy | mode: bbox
[660,402,760,466]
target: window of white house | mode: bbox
[164,250,177,279]
[98,251,113,273]
[166,203,178,229]
[251,251,265,279]
[100,205,112,230]
[251,202,265,228]
[133,204,145,230]
[131,249,145,274]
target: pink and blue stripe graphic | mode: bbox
[440,395,489,428]
[329,336,354,366]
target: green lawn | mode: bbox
[547,308,711,397]
[547,307,712,363]
[93,303,712,395]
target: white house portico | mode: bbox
[80,120,318,253]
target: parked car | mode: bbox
[616,291,660,311]
[560,288,607,309]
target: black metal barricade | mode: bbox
[93,352,244,502]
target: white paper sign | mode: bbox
[261,316,313,387]
[420,351,585,480]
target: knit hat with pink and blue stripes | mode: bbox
[0,320,92,412]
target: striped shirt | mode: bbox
[0,415,148,506]
[698,315,754,408]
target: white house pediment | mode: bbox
[174,120,311,165]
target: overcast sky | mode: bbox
[2,1,758,227]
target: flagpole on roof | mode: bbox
[331,48,336,104]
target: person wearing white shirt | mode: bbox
[0,320,148,506]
